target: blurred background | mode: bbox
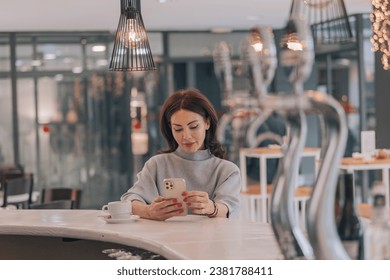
[0,1,384,209]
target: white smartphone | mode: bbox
[163,178,187,216]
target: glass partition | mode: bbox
[0,79,13,163]
[169,32,247,57]
[0,44,10,72]
[36,44,83,72]
[16,78,36,172]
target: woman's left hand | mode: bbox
[182,191,214,215]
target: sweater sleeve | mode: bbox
[120,158,159,204]
[212,162,242,219]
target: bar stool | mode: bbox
[240,184,312,229]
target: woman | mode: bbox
[121,88,241,220]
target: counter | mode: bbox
[0,209,280,260]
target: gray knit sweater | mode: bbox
[121,147,241,218]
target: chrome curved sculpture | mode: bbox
[266,90,348,260]
[216,99,260,163]
[213,41,234,102]
[268,17,315,260]
[268,16,349,260]
[241,26,280,149]
[279,17,314,93]
[213,41,259,163]
[306,90,349,260]
[259,94,314,259]
[241,26,277,98]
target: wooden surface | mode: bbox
[341,157,390,165]
[240,147,320,155]
[242,185,312,197]
[357,203,390,219]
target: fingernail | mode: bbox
[178,204,183,208]
[182,192,187,196]
[186,202,191,206]
[172,198,177,203]
[179,209,184,213]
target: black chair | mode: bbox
[41,188,82,209]
[29,199,75,209]
[0,164,24,191]
[1,173,33,209]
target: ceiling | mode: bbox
[0,0,372,33]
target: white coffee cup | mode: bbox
[102,201,132,219]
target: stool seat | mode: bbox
[241,184,273,195]
[241,184,313,197]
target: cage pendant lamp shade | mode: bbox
[109,0,156,71]
[290,0,353,45]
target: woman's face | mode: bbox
[170,109,210,153]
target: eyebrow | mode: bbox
[171,120,199,127]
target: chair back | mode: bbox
[29,199,75,209]
[41,188,82,209]
[2,173,33,208]
[0,164,24,190]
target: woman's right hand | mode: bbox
[132,196,183,221]
[145,196,184,221]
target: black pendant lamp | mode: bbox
[290,0,353,45]
[109,0,156,71]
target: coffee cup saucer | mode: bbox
[99,214,140,224]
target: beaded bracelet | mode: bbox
[207,200,218,218]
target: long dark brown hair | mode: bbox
[159,88,226,159]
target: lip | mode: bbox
[182,142,195,146]
[181,143,196,150]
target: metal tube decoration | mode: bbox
[109,0,156,71]
[213,41,234,102]
[264,16,349,259]
[213,40,261,164]
[279,18,314,94]
[371,0,390,70]
[240,26,277,98]
[241,26,279,149]
[266,93,313,260]
[305,89,349,260]
[268,17,315,259]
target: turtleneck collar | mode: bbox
[174,146,212,161]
